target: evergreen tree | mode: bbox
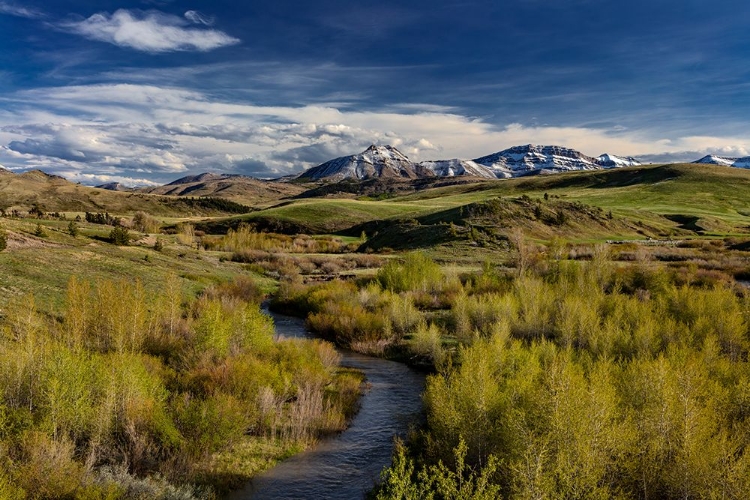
[109,226,130,245]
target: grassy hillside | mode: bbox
[396,163,750,233]
[196,198,441,234]
[0,216,273,314]
[0,170,253,216]
[194,164,750,254]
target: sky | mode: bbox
[0,0,749,185]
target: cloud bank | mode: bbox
[61,9,239,53]
[1,83,749,185]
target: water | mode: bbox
[227,308,426,500]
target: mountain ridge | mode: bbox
[297,144,643,182]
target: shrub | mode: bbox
[408,322,444,365]
[33,223,46,238]
[67,221,79,237]
[377,252,444,293]
[176,223,195,246]
[0,228,6,251]
[109,226,130,245]
[132,211,160,233]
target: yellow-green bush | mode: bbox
[381,257,750,499]
[0,275,355,497]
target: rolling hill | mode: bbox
[139,172,304,206]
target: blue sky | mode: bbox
[0,0,749,185]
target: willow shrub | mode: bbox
[0,275,354,497]
[377,252,445,294]
[383,258,750,499]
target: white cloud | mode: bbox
[0,1,42,19]
[184,10,213,26]
[61,9,239,53]
[2,83,750,185]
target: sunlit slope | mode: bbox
[0,216,271,313]
[228,163,750,237]
[397,163,750,228]
[205,198,444,233]
[0,170,247,216]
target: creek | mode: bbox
[227,307,426,500]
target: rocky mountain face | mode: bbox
[694,155,750,168]
[416,159,497,179]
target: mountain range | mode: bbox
[297,144,641,182]
[9,143,743,193]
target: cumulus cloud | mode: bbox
[2,83,750,185]
[60,9,239,53]
[0,1,42,18]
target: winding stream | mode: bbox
[227,308,426,500]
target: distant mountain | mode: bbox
[472,145,640,177]
[96,182,133,192]
[297,144,644,182]
[297,145,418,181]
[141,172,304,205]
[164,172,239,185]
[694,155,750,168]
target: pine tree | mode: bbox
[109,226,130,245]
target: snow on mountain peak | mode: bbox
[473,144,604,177]
[297,143,649,182]
[694,155,750,168]
[597,154,641,168]
[297,145,418,181]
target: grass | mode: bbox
[203,437,306,493]
[0,170,262,216]
[191,164,750,253]
[397,163,750,231]
[0,216,274,314]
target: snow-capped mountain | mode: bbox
[297,145,418,181]
[416,159,496,179]
[297,144,642,182]
[694,155,750,168]
[473,145,616,177]
[597,153,641,168]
